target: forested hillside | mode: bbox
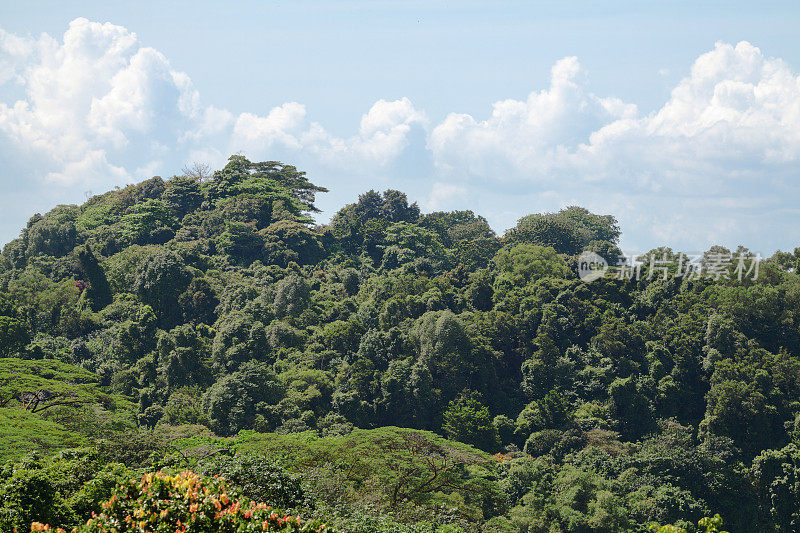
[1,155,800,532]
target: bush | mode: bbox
[33,471,331,532]
[0,468,75,533]
[163,387,208,426]
[197,455,306,509]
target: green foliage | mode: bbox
[0,316,29,357]
[382,222,450,273]
[161,324,213,391]
[262,220,324,266]
[133,249,192,328]
[0,408,86,462]
[232,427,497,518]
[442,391,500,452]
[0,464,76,532]
[76,245,112,311]
[751,443,800,530]
[273,276,310,319]
[515,390,572,445]
[650,514,730,533]
[0,358,100,412]
[202,362,282,436]
[2,157,799,532]
[0,359,134,462]
[211,312,269,372]
[178,277,219,325]
[421,210,495,248]
[24,206,80,259]
[492,244,570,299]
[322,320,366,355]
[34,470,331,533]
[163,175,203,218]
[197,454,305,509]
[505,206,620,256]
[163,387,207,426]
[207,155,327,223]
[120,199,177,245]
[0,450,133,531]
[329,189,419,258]
[217,222,264,264]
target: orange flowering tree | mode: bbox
[31,471,332,533]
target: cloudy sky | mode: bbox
[1,1,799,254]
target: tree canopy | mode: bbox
[0,156,796,532]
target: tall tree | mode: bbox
[77,245,112,311]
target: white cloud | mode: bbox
[0,18,799,251]
[221,96,427,171]
[45,149,127,186]
[429,57,637,182]
[427,41,800,248]
[424,182,467,211]
[305,98,427,168]
[0,29,34,85]
[644,41,800,163]
[430,42,800,193]
[231,102,309,152]
[0,18,185,185]
[87,46,197,147]
[0,17,425,199]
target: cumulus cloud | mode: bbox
[0,18,426,194]
[430,42,800,192]
[44,150,128,186]
[0,17,799,251]
[222,96,427,174]
[306,98,428,168]
[231,102,309,153]
[0,29,34,85]
[648,42,800,162]
[429,56,637,182]
[0,18,194,185]
[428,41,800,249]
[424,182,467,211]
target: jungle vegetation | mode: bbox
[1,155,799,532]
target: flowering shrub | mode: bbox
[74,280,90,292]
[32,471,332,533]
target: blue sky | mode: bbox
[1,1,799,254]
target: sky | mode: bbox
[1,0,799,254]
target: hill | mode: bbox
[1,155,799,531]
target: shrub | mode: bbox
[33,471,331,532]
[197,455,306,510]
[0,468,75,533]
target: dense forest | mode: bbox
[1,155,799,532]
